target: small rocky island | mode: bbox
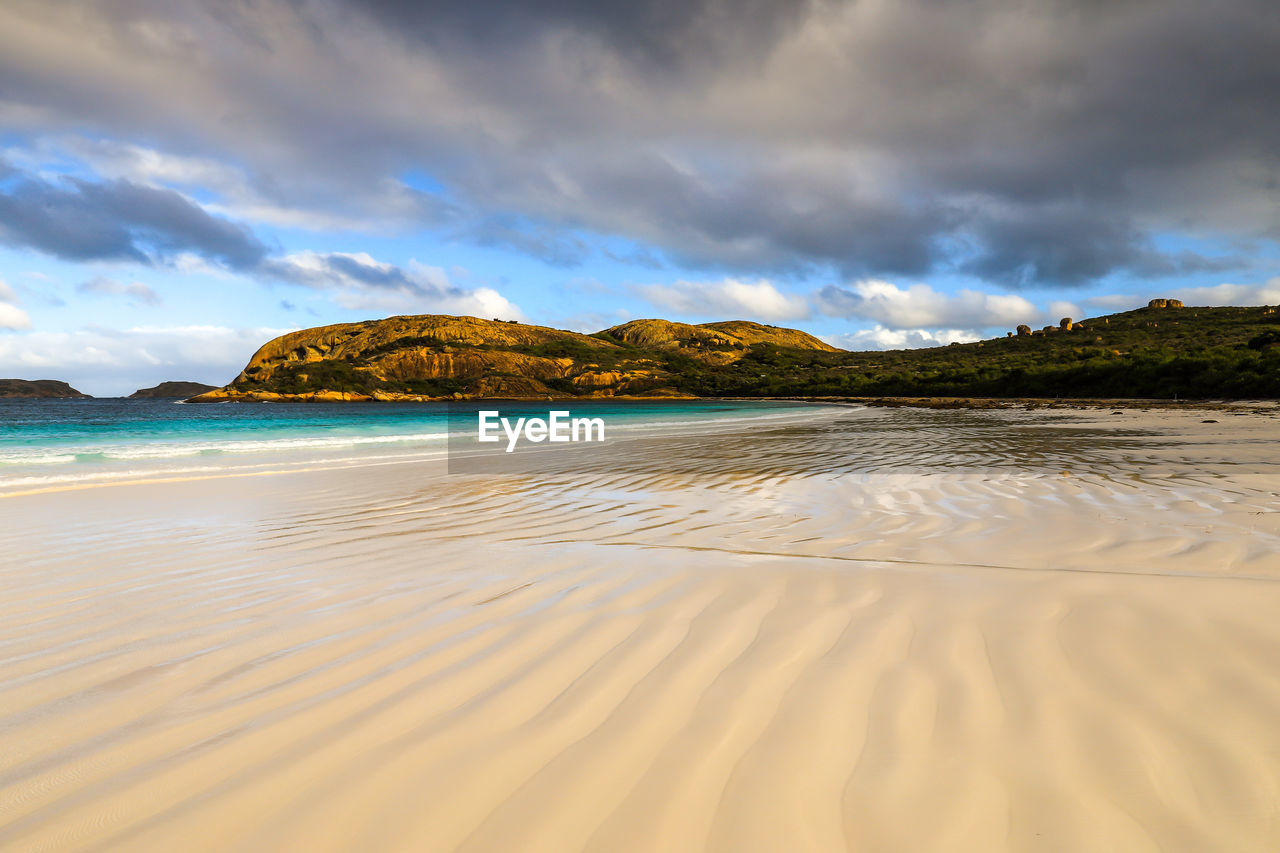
[129,381,218,399]
[0,379,91,399]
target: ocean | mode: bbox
[0,398,841,492]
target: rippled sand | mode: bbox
[2,406,1280,851]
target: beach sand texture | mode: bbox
[2,406,1279,851]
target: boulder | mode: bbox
[1059,317,1073,331]
[1016,324,1031,336]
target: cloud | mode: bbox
[636,278,810,321]
[263,251,524,319]
[1082,293,1142,311]
[0,278,32,330]
[822,327,982,352]
[815,280,1037,329]
[1078,279,1280,313]
[553,308,634,334]
[0,168,268,269]
[955,203,1249,287]
[0,159,523,318]
[1048,300,1083,323]
[76,276,161,305]
[0,304,29,330]
[2,0,1276,284]
[1167,277,1280,307]
[52,137,460,233]
[0,324,290,396]
[347,0,811,72]
[462,216,590,267]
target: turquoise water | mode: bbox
[0,398,838,489]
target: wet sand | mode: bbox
[2,406,1279,851]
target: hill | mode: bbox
[0,379,91,399]
[691,302,1280,399]
[191,314,838,402]
[129,381,218,398]
[190,303,1280,402]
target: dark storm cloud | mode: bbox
[344,0,815,69]
[1,0,1278,285]
[0,169,269,269]
[563,155,948,275]
[958,205,1247,288]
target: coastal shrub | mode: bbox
[270,359,377,393]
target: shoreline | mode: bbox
[761,395,1280,412]
[177,390,1280,411]
[0,400,847,498]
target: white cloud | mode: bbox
[264,251,524,320]
[0,303,32,331]
[0,325,292,396]
[1047,300,1082,323]
[47,138,425,232]
[1082,293,1141,310]
[553,308,633,334]
[635,278,810,321]
[822,326,982,351]
[1168,277,1280,307]
[0,279,33,330]
[76,276,161,305]
[1080,279,1280,313]
[815,280,1037,329]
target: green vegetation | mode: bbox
[233,305,1280,400]
[360,335,478,358]
[664,305,1280,399]
[640,305,1280,399]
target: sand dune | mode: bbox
[2,406,1279,851]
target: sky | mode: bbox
[1,0,1279,396]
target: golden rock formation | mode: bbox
[191,314,838,402]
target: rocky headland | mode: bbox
[0,379,91,399]
[189,315,836,402]
[129,381,218,399]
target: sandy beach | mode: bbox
[3,404,1280,852]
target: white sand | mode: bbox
[1,405,1279,851]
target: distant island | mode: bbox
[0,379,91,399]
[130,381,218,399]
[189,301,1280,403]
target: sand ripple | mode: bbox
[1,407,1279,851]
